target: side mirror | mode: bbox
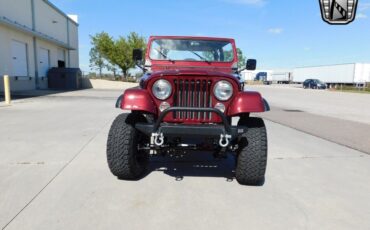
[133,49,143,62]
[246,59,257,71]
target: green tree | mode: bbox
[237,48,246,69]
[90,32,114,77]
[89,32,146,80]
[213,48,246,69]
[89,47,105,78]
[113,32,146,79]
[106,64,118,80]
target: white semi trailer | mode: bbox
[241,70,272,82]
[267,70,292,84]
[241,70,257,81]
[293,63,370,84]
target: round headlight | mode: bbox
[152,79,172,100]
[214,81,233,101]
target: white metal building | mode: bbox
[0,0,79,91]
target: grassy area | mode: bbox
[245,80,264,85]
[84,76,138,83]
[329,85,370,94]
[334,89,370,94]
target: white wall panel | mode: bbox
[68,19,78,49]
[34,0,68,43]
[0,0,32,28]
[67,19,79,67]
[57,48,65,61]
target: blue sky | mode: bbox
[51,0,370,72]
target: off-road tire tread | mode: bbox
[107,113,147,179]
[236,117,268,185]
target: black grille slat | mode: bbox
[196,80,201,119]
[173,80,178,119]
[191,80,195,119]
[180,80,183,118]
[208,80,212,120]
[202,81,207,120]
[183,80,187,118]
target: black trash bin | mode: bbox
[48,68,82,90]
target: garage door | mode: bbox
[39,48,50,78]
[11,40,28,76]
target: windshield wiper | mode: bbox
[190,51,211,64]
[155,48,174,62]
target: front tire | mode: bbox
[236,117,268,185]
[107,113,148,180]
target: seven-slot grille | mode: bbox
[173,79,213,121]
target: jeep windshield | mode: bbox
[149,39,234,62]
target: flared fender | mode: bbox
[227,91,270,116]
[116,89,157,114]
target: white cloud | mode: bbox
[357,13,368,19]
[223,0,266,6]
[304,47,311,51]
[267,28,283,34]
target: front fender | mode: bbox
[116,89,157,115]
[227,91,269,116]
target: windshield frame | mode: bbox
[147,38,237,63]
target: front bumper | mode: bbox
[136,123,246,139]
[135,107,247,146]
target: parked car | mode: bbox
[107,36,270,186]
[303,79,327,89]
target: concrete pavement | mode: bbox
[246,85,370,124]
[259,106,370,154]
[1,89,370,230]
[247,85,370,154]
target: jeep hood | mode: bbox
[140,69,239,88]
[151,65,235,74]
[152,69,237,78]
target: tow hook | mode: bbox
[152,132,164,146]
[219,134,232,147]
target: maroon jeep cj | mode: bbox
[107,36,269,185]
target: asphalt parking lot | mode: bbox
[1,86,370,230]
